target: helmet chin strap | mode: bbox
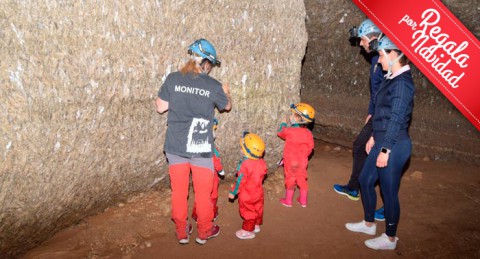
[382,49,404,77]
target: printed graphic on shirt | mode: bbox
[175,85,210,98]
[187,118,211,153]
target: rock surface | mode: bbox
[0,1,307,256]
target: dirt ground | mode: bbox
[22,140,480,259]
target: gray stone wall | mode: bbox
[301,0,480,165]
[0,1,307,256]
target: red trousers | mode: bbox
[239,196,264,231]
[169,162,214,240]
[283,157,309,190]
[192,172,219,219]
[192,152,222,219]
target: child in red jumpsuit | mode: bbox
[192,118,225,222]
[278,103,315,207]
[229,132,267,239]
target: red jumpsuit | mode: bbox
[277,124,314,190]
[192,147,223,220]
[230,158,267,232]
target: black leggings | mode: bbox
[347,118,373,191]
[359,138,412,237]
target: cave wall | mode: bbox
[0,1,307,256]
[302,0,480,165]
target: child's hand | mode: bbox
[282,113,288,123]
[228,193,235,199]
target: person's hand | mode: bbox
[365,136,375,154]
[222,82,232,111]
[376,152,389,167]
[282,113,288,124]
[222,82,230,96]
[228,193,235,199]
[365,114,372,124]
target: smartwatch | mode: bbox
[381,147,391,155]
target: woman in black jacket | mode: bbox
[345,35,415,250]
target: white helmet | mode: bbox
[378,36,404,77]
[358,19,382,39]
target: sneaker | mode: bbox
[218,170,225,176]
[365,233,399,250]
[254,225,261,233]
[375,206,385,221]
[195,225,220,245]
[345,220,376,235]
[236,229,256,240]
[178,223,193,244]
[333,184,360,201]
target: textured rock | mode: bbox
[302,0,480,165]
[0,0,307,256]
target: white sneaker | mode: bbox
[345,220,376,235]
[236,229,256,239]
[254,225,261,233]
[365,233,399,250]
[178,223,193,244]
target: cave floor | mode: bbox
[23,140,480,259]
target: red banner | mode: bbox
[352,0,480,130]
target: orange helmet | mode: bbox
[290,103,315,123]
[239,132,265,160]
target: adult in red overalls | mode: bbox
[278,103,315,207]
[156,39,232,245]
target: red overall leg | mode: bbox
[211,172,220,219]
[239,198,256,232]
[169,163,191,240]
[280,158,296,207]
[191,165,214,240]
[254,195,264,226]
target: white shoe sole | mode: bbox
[178,237,189,244]
[236,230,256,240]
[364,236,398,250]
[345,221,376,235]
[195,238,207,245]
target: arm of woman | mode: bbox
[377,80,414,167]
[155,97,169,113]
[222,82,232,111]
[366,136,374,154]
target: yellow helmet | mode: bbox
[239,132,265,160]
[290,103,315,123]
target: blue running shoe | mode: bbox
[333,184,360,201]
[375,206,385,221]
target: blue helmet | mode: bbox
[358,19,382,38]
[377,36,400,51]
[188,38,221,66]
